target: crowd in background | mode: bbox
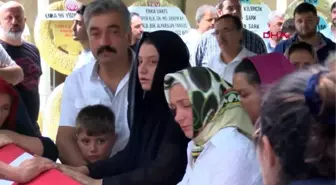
[0,0,335,185]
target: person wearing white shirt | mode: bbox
[0,44,23,85]
[182,5,217,66]
[56,0,133,166]
[207,14,255,84]
[71,5,95,71]
[164,67,262,185]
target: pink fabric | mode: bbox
[246,53,295,85]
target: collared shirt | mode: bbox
[178,127,262,185]
[320,26,336,42]
[181,29,202,66]
[263,39,276,53]
[206,47,256,84]
[73,49,95,71]
[195,28,267,66]
[59,53,134,157]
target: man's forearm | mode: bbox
[0,65,23,85]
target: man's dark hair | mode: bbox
[281,18,295,34]
[76,104,115,136]
[331,1,336,12]
[130,12,140,18]
[293,3,317,17]
[215,14,243,31]
[76,5,86,15]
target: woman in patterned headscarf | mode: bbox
[164,67,262,185]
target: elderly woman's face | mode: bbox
[0,93,11,127]
[138,43,159,91]
[168,84,193,138]
[288,50,315,69]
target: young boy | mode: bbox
[75,104,117,163]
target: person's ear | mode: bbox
[261,135,277,168]
[217,9,222,16]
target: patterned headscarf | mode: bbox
[164,67,253,161]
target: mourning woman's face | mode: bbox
[0,93,11,127]
[168,83,193,138]
[233,72,261,124]
[138,43,159,91]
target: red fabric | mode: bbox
[0,144,80,185]
[246,53,296,85]
[0,78,19,130]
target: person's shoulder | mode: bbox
[200,29,215,39]
[23,41,38,50]
[243,28,263,40]
[67,61,95,83]
[209,128,255,156]
[243,47,257,56]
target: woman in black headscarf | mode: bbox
[57,31,191,185]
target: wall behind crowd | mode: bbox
[4,0,333,43]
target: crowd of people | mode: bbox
[0,0,335,185]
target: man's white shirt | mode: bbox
[206,47,256,84]
[73,49,95,71]
[59,56,132,157]
[181,29,201,67]
[0,44,16,66]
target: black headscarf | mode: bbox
[134,31,190,114]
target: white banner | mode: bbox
[128,6,191,36]
[40,11,76,20]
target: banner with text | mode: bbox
[40,11,76,20]
[241,3,271,36]
[128,6,191,36]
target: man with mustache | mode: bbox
[206,14,255,84]
[57,0,133,166]
[0,1,42,130]
[321,2,336,42]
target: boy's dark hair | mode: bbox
[76,104,115,136]
[215,14,243,31]
[76,5,86,15]
[287,42,315,57]
[281,18,295,34]
[294,3,317,17]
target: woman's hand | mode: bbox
[0,133,13,147]
[57,164,101,185]
[14,156,56,183]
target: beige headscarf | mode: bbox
[164,67,254,161]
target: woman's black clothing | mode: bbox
[87,31,191,185]
[1,94,59,161]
